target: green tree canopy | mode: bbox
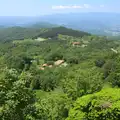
[67,88,120,120]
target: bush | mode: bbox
[67,56,79,64]
[103,60,116,79]
[45,52,63,61]
[95,59,105,67]
[46,61,54,65]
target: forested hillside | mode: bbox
[0,27,48,42]
[1,26,120,120]
[33,26,91,39]
[0,26,90,42]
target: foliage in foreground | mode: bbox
[67,88,120,120]
[0,68,35,120]
[35,93,72,120]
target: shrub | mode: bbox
[67,56,79,64]
[46,61,54,65]
[95,59,105,67]
[45,52,63,61]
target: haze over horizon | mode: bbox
[0,0,120,16]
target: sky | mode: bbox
[0,0,119,16]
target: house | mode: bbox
[72,42,80,46]
[48,65,53,68]
[54,60,64,66]
[42,64,48,67]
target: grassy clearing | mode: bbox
[13,37,47,44]
[35,87,64,99]
[35,37,47,41]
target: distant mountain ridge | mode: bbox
[38,13,120,36]
[0,16,40,27]
[26,22,58,28]
[1,13,120,36]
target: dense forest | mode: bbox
[1,26,120,120]
[0,26,90,42]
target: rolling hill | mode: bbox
[33,26,91,39]
[0,26,90,42]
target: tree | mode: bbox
[67,56,79,64]
[35,94,72,120]
[106,57,120,87]
[67,88,120,120]
[45,51,63,61]
[40,67,66,91]
[103,60,116,79]
[62,67,103,100]
[0,68,35,120]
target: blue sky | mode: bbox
[0,0,119,16]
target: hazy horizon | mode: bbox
[0,12,120,17]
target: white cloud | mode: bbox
[100,5,105,8]
[52,4,106,10]
[72,5,83,9]
[83,4,91,8]
[52,4,91,10]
